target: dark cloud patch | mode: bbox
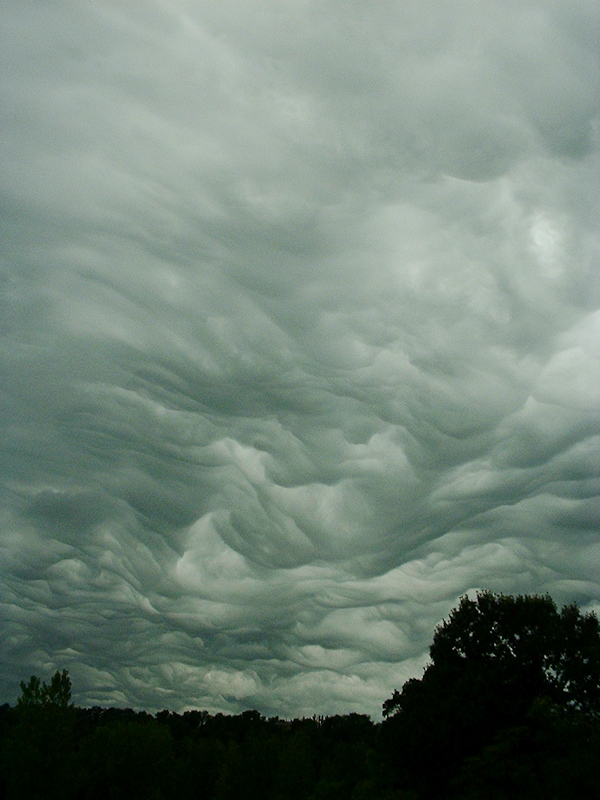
[0,0,599,717]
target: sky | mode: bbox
[1,0,599,720]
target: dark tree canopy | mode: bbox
[17,669,72,709]
[431,592,600,712]
[384,591,600,719]
[381,591,600,798]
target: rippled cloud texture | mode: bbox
[1,0,599,718]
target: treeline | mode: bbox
[0,592,599,799]
[0,701,383,799]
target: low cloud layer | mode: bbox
[1,0,599,718]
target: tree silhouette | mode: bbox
[382,591,600,798]
[17,669,72,710]
[3,670,76,799]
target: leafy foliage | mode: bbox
[381,591,600,798]
[428,592,600,714]
[3,670,76,798]
[17,669,72,709]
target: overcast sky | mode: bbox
[1,0,599,719]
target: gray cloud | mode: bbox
[1,0,599,718]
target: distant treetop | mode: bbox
[17,668,72,709]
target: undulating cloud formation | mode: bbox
[1,0,599,718]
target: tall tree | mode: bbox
[17,669,72,709]
[381,592,600,798]
[4,670,76,799]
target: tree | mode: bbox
[17,669,72,709]
[428,592,600,715]
[381,592,600,798]
[451,697,600,799]
[4,670,76,798]
[76,719,175,800]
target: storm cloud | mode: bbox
[1,0,599,718]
